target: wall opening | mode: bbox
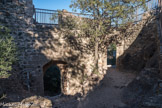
[43,65,61,96]
[107,44,116,67]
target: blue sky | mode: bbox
[33,0,73,12]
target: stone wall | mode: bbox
[1,0,160,97]
[118,11,162,108]
[157,11,162,79]
[0,1,107,96]
[33,23,107,95]
[0,0,35,92]
[160,43,162,78]
[116,12,159,71]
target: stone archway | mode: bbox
[43,60,67,96]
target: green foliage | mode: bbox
[80,74,88,84]
[0,25,17,78]
[61,15,79,30]
[53,0,147,75]
[109,43,116,51]
[70,0,147,24]
[68,0,147,74]
[92,65,100,75]
[50,12,59,23]
[69,0,147,46]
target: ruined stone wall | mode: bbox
[0,1,107,96]
[33,25,107,95]
[116,12,159,71]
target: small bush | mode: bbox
[0,25,17,78]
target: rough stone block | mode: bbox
[20,96,52,108]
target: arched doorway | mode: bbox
[43,60,67,96]
[43,65,61,96]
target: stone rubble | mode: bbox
[2,96,52,108]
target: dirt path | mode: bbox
[52,68,136,108]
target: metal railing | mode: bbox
[33,8,59,25]
[124,0,159,23]
[33,0,159,25]
[33,8,93,25]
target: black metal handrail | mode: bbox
[33,0,158,25]
[33,8,59,25]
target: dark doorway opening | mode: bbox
[43,65,61,96]
[107,44,116,66]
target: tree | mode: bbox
[68,0,147,72]
[0,25,17,78]
[70,0,147,25]
[54,0,146,73]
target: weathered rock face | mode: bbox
[115,12,162,108]
[122,68,161,108]
[116,13,158,71]
[116,11,162,108]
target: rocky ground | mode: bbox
[122,68,162,108]
[49,68,136,108]
[0,68,136,108]
[1,68,162,108]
